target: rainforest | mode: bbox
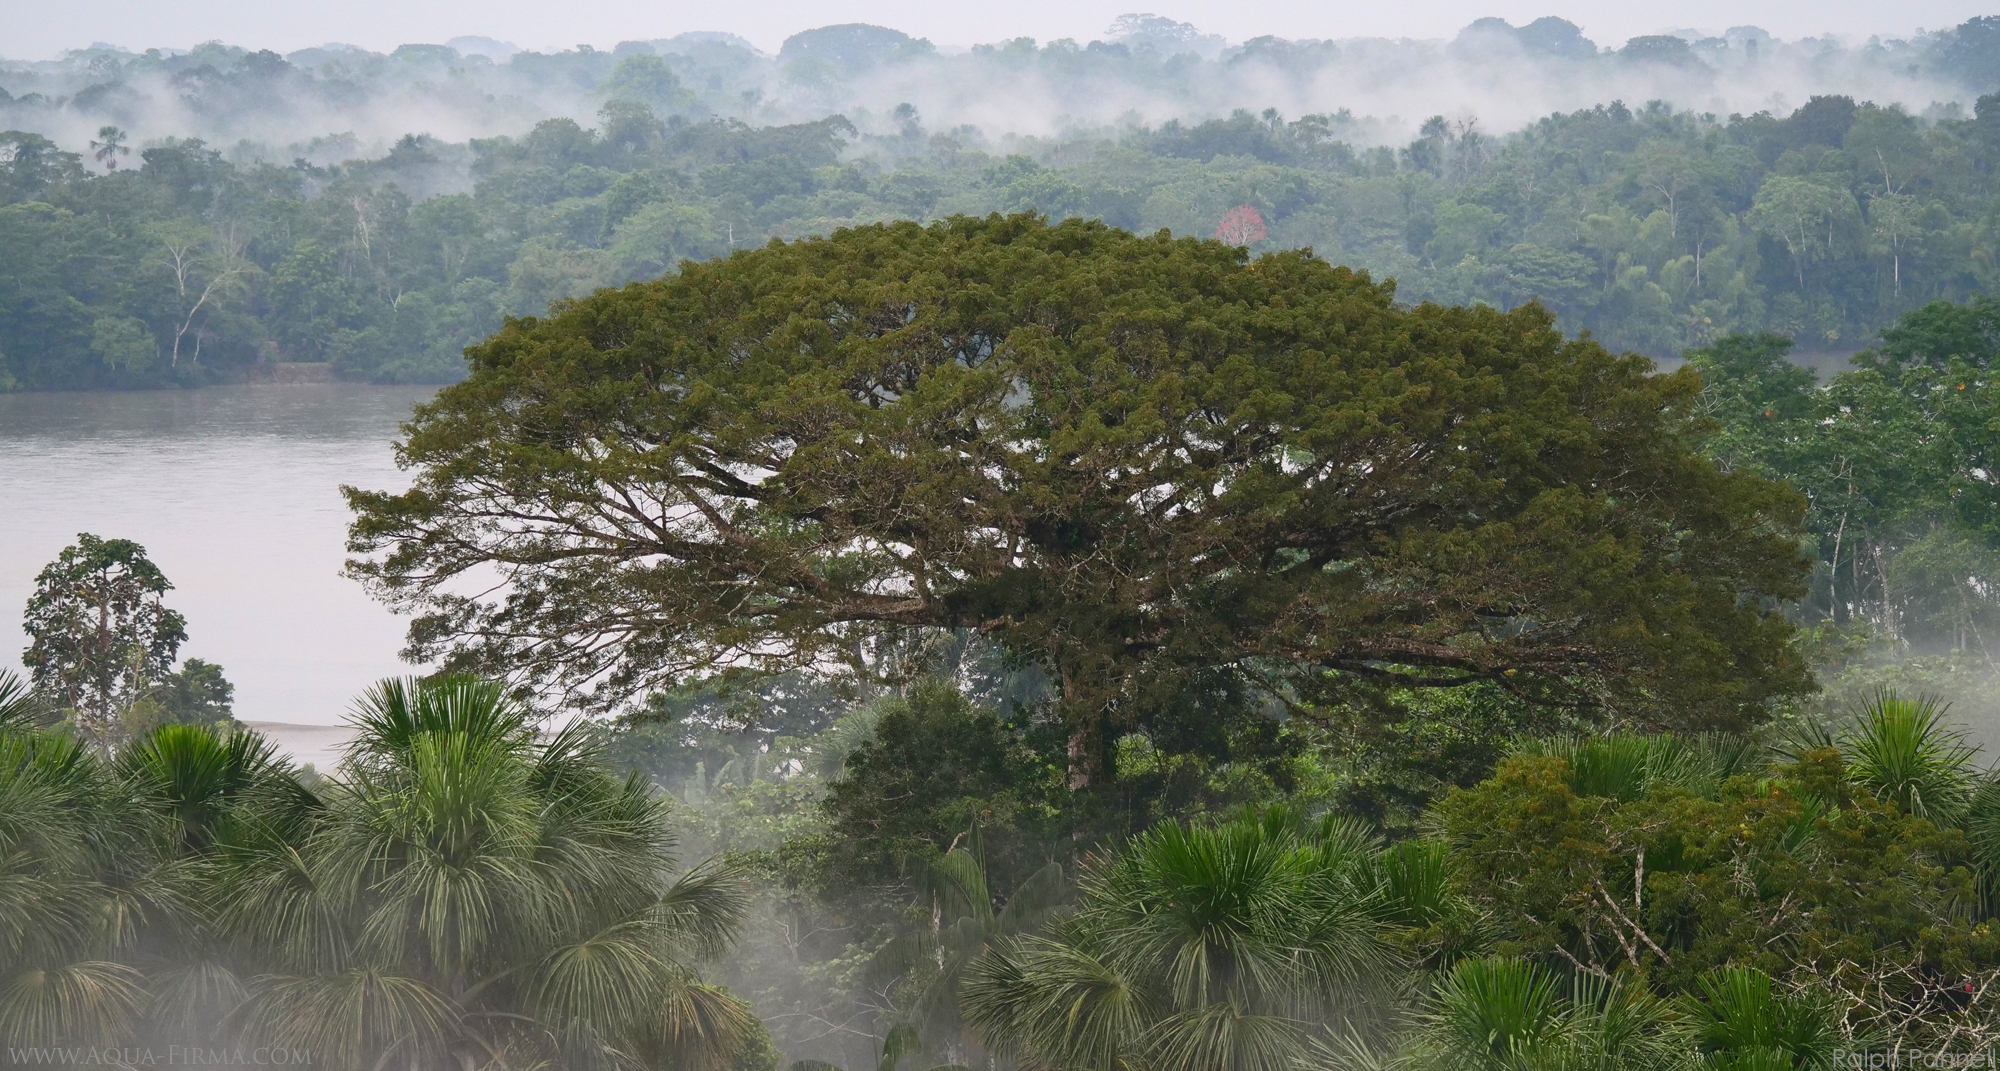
[6,11,2000,1071]
[1,16,1998,388]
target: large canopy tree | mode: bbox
[23,532,188,740]
[347,214,1809,781]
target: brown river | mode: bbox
[0,383,436,764]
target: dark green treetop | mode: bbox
[348,214,1810,779]
[23,533,189,740]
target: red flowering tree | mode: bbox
[1215,204,1268,246]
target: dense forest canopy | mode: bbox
[2,14,1999,388]
[344,215,1813,781]
[15,13,2000,1071]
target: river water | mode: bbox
[0,384,435,759]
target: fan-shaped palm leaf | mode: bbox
[1686,966,1844,1070]
[1839,690,1978,821]
[0,670,45,730]
[637,981,762,1071]
[230,969,461,1071]
[963,936,1150,1071]
[0,960,145,1046]
[525,918,673,1035]
[1146,1003,1307,1071]
[1377,839,1452,927]
[214,674,752,1069]
[1419,956,1562,1070]
[653,855,751,960]
[118,723,292,852]
[348,675,535,761]
[144,958,250,1038]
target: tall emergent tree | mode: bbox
[348,214,1811,784]
[23,533,188,739]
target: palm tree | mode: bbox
[212,674,757,1071]
[961,810,1395,1071]
[0,669,45,729]
[89,126,128,171]
[117,722,311,854]
[1685,966,1843,1071]
[870,834,1066,1062]
[99,723,319,1041]
[0,719,147,1044]
[1409,956,1695,1071]
[1516,733,1763,803]
[1838,690,1977,822]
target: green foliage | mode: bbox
[0,676,757,1069]
[22,533,188,741]
[602,55,697,111]
[816,680,1065,896]
[1694,298,2000,663]
[115,721,299,852]
[347,214,1812,788]
[868,845,1067,1058]
[1438,739,2000,1043]
[7,59,2000,389]
[960,810,1396,1071]
[1515,732,1763,802]
[1302,682,1577,835]
[0,725,145,1045]
[1409,958,1695,1071]
[140,658,237,728]
[0,669,47,729]
[1836,690,1980,822]
[1685,966,1844,1071]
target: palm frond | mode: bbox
[994,861,1067,934]
[1839,690,1978,821]
[654,855,751,960]
[1147,1003,1309,1071]
[923,850,994,926]
[962,937,1149,1071]
[1685,966,1845,1069]
[0,960,145,1046]
[637,981,760,1071]
[525,919,672,1035]
[346,674,534,762]
[230,969,461,1071]
[144,958,250,1038]
[117,723,289,851]
[879,1022,921,1071]
[0,670,47,730]
[1377,838,1453,927]
[1418,956,1561,1071]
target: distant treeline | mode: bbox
[5,16,1998,147]
[2,83,1998,387]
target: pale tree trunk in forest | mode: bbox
[162,239,241,368]
[1873,542,1895,643]
[1829,509,1847,624]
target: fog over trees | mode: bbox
[12,13,2000,1070]
[1,14,1998,388]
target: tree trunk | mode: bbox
[1066,724,1093,791]
[1057,661,1103,791]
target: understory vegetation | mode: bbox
[14,669,2000,1068]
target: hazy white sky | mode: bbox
[2,0,1992,59]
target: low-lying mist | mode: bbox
[2,14,1995,166]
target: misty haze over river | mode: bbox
[0,384,430,758]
